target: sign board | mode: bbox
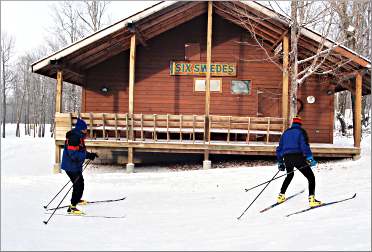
[170,61,237,76]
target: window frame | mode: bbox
[230,79,252,95]
[193,78,223,93]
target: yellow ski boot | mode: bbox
[67,205,85,215]
[277,193,286,204]
[309,195,322,207]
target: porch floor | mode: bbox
[56,138,360,158]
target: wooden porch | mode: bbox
[54,112,360,169]
[42,1,366,173]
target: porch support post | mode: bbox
[353,72,362,151]
[203,1,213,170]
[54,70,63,174]
[127,34,136,173]
[282,36,289,128]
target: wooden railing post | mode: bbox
[53,70,63,174]
[89,112,94,139]
[114,113,118,139]
[354,72,362,150]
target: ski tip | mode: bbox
[352,193,357,198]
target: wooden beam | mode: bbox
[128,22,147,47]
[128,34,135,171]
[214,9,277,44]
[56,70,63,113]
[205,0,213,125]
[216,1,287,32]
[333,47,370,68]
[334,69,369,82]
[354,72,362,147]
[129,34,136,141]
[282,36,289,126]
[297,37,356,72]
[271,30,289,51]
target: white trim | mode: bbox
[243,1,290,25]
[31,1,176,72]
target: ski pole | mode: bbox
[43,178,75,225]
[244,164,310,193]
[43,161,93,225]
[237,170,280,220]
[43,160,91,209]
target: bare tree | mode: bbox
[77,1,111,32]
[47,1,86,114]
[287,1,345,119]
[218,1,343,120]
[1,32,15,138]
[330,0,371,135]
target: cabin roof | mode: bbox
[31,1,371,94]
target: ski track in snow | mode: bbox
[1,124,371,250]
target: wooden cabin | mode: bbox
[31,1,371,173]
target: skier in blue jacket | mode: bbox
[276,116,322,207]
[61,118,98,215]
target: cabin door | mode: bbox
[257,89,280,117]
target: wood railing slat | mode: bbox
[56,112,284,144]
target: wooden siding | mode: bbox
[297,75,334,143]
[83,14,334,144]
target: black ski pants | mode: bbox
[281,153,315,196]
[65,171,84,206]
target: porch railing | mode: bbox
[55,112,285,144]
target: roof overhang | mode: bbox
[31,1,175,73]
[31,0,371,94]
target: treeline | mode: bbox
[1,1,111,137]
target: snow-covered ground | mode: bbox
[1,124,371,251]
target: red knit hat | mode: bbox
[292,116,302,124]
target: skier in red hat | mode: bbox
[276,115,322,207]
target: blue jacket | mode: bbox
[276,123,313,161]
[61,129,87,172]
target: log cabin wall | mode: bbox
[83,14,334,143]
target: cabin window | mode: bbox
[185,43,200,61]
[194,78,222,92]
[231,80,251,95]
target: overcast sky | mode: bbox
[1,1,160,57]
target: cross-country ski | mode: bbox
[44,212,126,219]
[285,193,357,217]
[45,197,127,211]
[260,189,305,213]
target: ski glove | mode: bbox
[86,152,98,160]
[306,156,317,168]
[278,161,286,171]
